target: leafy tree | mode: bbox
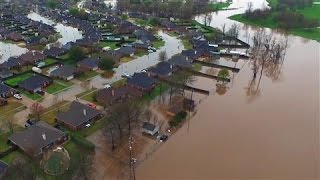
[47,0,59,9]
[69,46,86,62]
[217,69,230,82]
[99,57,115,71]
[158,51,168,62]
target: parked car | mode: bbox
[159,135,168,142]
[13,94,22,100]
[103,84,111,89]
[122,72,131,78]
[85,123,91,128]
[148,49,154,53]
[141,69,147,73]
[87,102,97,109]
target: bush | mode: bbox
[99,57,115,71]
[69,133,95,150]
[169,111,187,127]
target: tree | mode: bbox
[158,51,168,62]
[69,46,86,62]
[30,102,44,121]
[226,23,240,38]
[99,57,115,71]
[217,69,230,82]
[39,37,48,45]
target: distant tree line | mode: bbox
[117,0,210,19]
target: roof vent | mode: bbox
[83,109,87,116]
[42,133,46,141]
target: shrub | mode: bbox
[169,111,187,127]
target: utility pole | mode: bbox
[129,136,136,180]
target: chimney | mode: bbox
[111,89,115,97]
[83,109,87,116]
[42,133,46,141]
[195,50,197,55]
[170,65,173,69]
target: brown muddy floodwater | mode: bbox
[137,0,320,179]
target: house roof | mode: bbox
[168,54,192,68]
[127,73,156,90]
[0,57,24,69]
[148,62,177,77]
[142,122,157,131]
[0,82,15,95]
[77,58,101,69]
[43,47,66,57]
[50,65,77,79]
[117,46,136,56]
[18,74,52,91]
[57,101,101,128]
[0,161,8,176]
[97,85,142,105]
[19,51,45,64]
[0,68,13,79]
[8,121,65,156]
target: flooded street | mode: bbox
[137,0,320,179]
[0,42,27,63]
[27,12,83,45]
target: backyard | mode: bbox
[4,72,33,87]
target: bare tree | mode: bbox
[158,51,168,62]
[29,102,45,121]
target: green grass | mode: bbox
[208,2,231,11]
[143,82,169,102]
[40,101,70,125]
[0,133,10,152]
[46,152,65,175]
[181,38,193,49]
[77,118,107,137]
[98,41,118,49]
[152,39,165,49]
[192,63,203,72]
[120,56,134,63]
[296,4,320,20]
[135,49,146,57]
[21,90,43,101]
[4,72,33,87]
[77,88,98,103]
[229,13,320,41]
[76,71,100,81]
[46,80,73,94]
[43,58,58,66]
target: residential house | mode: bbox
[43,47,66,58]
[147,62,178,78]
[0,161,8,178]
[0,57,25,70]
[19,51,46,65]
[18,74,52,93]
[132,42,149,50]
[5,31,23,41]
[56,101,102,131]
[50,65,78,81]
[117,46,136,57]
[96,85,143,106]
[77,57,101,71]
[0,82,16,98]
[8,121,67,157]
[0,68,13,79]
[127,73,156,92]
[168,54,193,68]
[142,122,159,136]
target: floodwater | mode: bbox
[27,12,83,46]
[0,42,27,63]
[137,0,320,179]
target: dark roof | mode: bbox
[142,122,157,131]
[0,57,24,69]
[8,121,65,156]
[0,82,14,95]
[77,58,101,69]
[148,62,177,77]
[0,68,13,79]
[50,66,77,79]
[181,49,204,60]
[57,101,101,128]
[18,74,52,91]
[168,54,192,68]
[0,161,8,176]
[127,73,156,90]
[96,85,142,105]
[43,47,66,57]
[117,46,136,56]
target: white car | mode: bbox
[122,72,131,78]
[148,49,154,53]
[85,124,91,128]
[103,84,111,89]
[141,69,147,73]
[13,94,22,100]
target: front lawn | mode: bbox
[98,41,118,49]
[181,38,193,49]
[46,80,73,95]
[21,90,43,101]
[143,82,169,102]
[120,56,134,63]
[152,39,165,49]
[40,101,70,125]
[208,1,231,11]
[76,71,100,81]
[4,72,34,87]
[43,58,58,67]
